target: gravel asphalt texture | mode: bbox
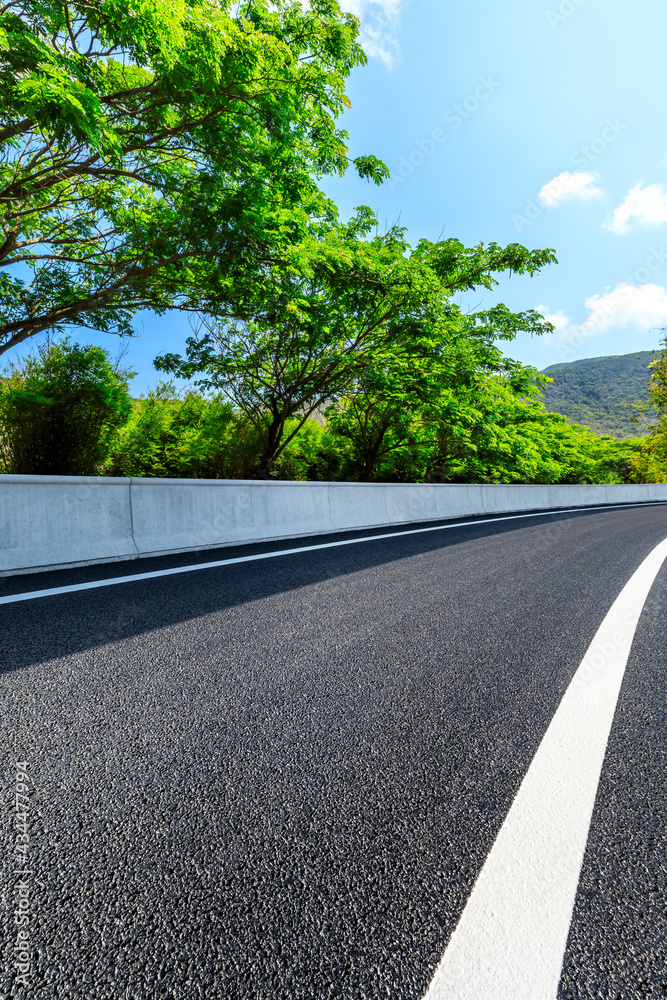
[1,504,666,999]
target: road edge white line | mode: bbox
[422,533,667,1000]
[1,502,666,606]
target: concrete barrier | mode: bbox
[2,474,667,575]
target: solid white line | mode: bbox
[422,533,667,1000]
[1,502,666,607]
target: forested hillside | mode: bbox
[540,351,658,438]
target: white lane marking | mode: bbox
[423,534,667,1000]
[1,502,666,607]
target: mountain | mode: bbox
[539,351,658,439]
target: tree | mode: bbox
[325,307,552,481]
[0,338,133,473]
[326,371,642,486]
[155,217,557,476]
[428,382,625,485]
[0,0,387,356]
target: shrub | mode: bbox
[0,340,133,475]
[103,384,253,479]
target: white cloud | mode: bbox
[605,181,667,234]
[540,283,667,348]
[536,305,571,331]
[581,282,667,335]
[342,0,404,67]
[538,171,603,208]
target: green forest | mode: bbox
[1,0,666,484]
[540,352,658,439]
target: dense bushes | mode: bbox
[0,340,656,484]
[102,384,331,481]
[100,374,646,486]
[321,381,644,485]
[103,385,248,479]
[0,341,132,475]
[322,377,644,485]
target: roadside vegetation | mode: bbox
[0,340,132,474]
[0,338,652,483]
[630,338,667,483]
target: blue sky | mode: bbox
[330,0,667,374]
[12,0,667,391]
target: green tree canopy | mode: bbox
[156,215,557,475]
[325,326,547,482]
[325,372,643,486]
[0,0,387,355]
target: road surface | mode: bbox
[1,503,666,999]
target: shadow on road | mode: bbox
[1,506,664,673]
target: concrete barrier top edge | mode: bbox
[0,473,132,486]
[2,474,665,491]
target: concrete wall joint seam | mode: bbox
[129,479,139,556]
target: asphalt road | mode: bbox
[1,504,666,999]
